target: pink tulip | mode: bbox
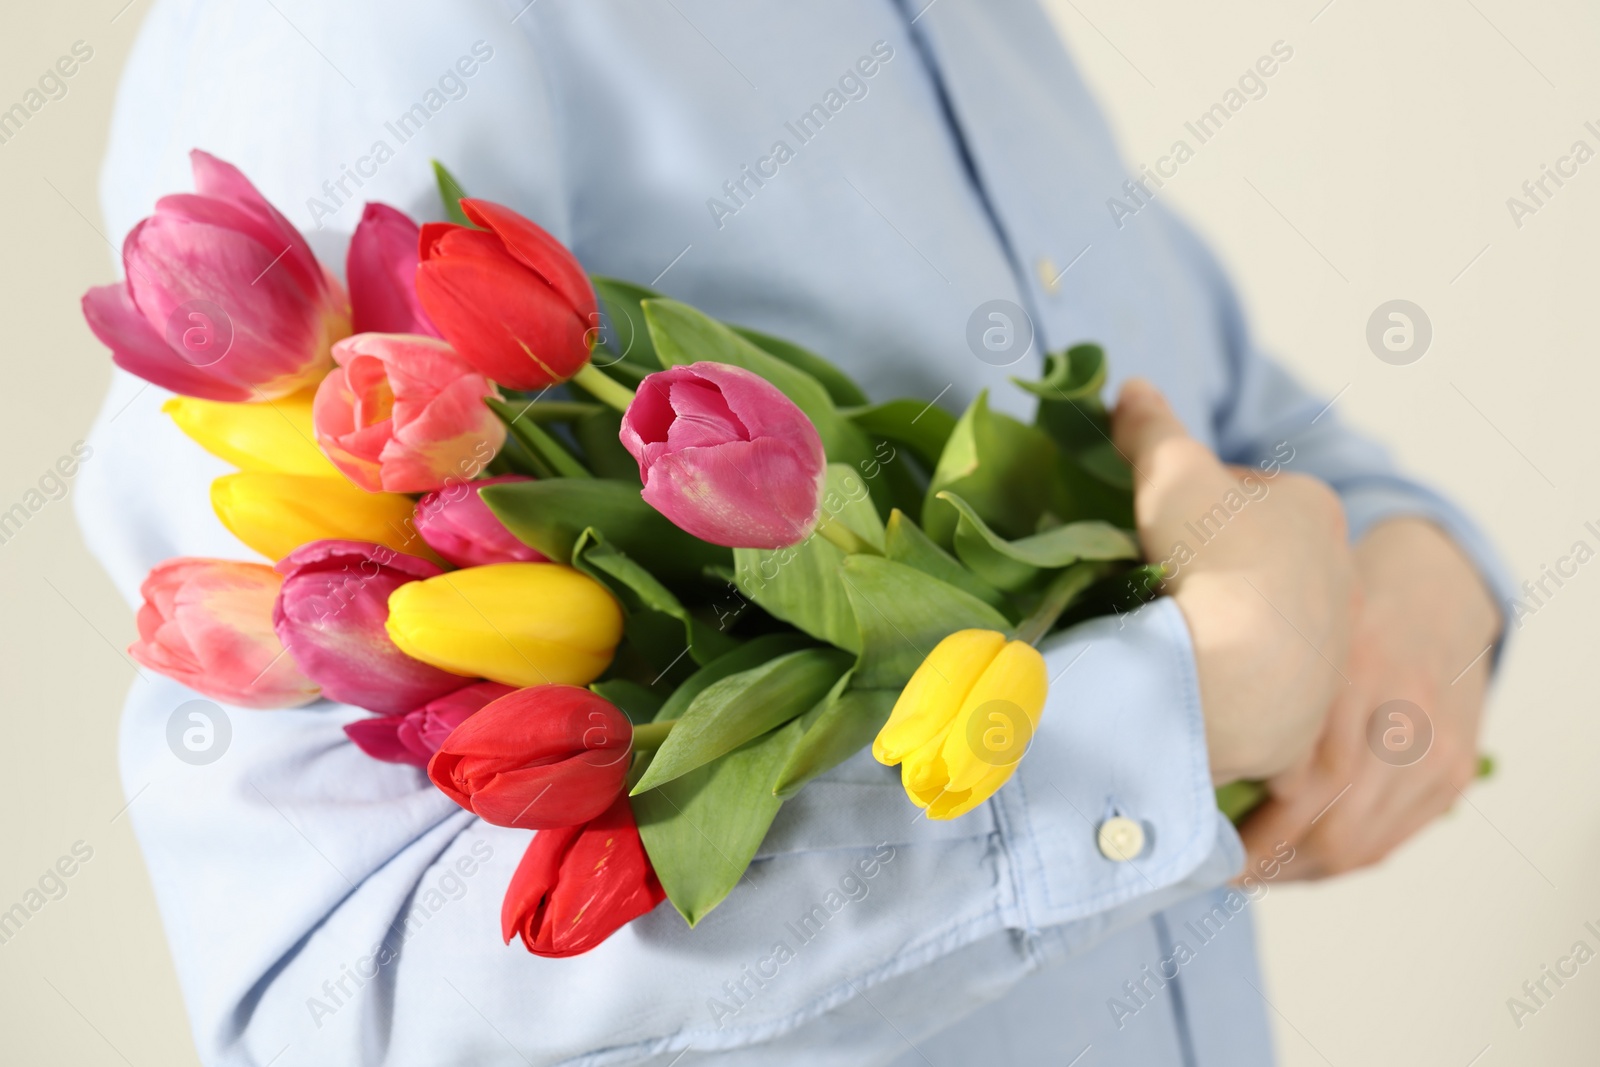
[619,362,827,549]
[130,558,320,709]
[82,150,349,401]
[347,203,440,337]
[312,333,505,494]
[344,681,515,766]
[273,540,474,714]
[414,474,547,568]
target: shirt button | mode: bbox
[1098,816,1145,861]
[1036,257,1062,294]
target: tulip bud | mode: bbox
[163,388,342,477]
[428,685,633,829]
[344,681,515,766]
[872,629,1047,819]
[501,793,665,957]
[414,199,598,389]
[211,471,433,563]
[312,333,504,493]
[347,203,440,337]
[81,150,348,401]
[273,540,475,714]
[129,558,320,708]
[619,362,827,549]
[384,563,623,688]
[414,474,547,568]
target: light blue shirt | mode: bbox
[78,1,1510,1064]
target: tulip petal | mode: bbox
[348,203,439,336]
[459,199,597,324]
[639,436,825,550]
[501,794,664,957]
[939,640,1048,794]
[872,629,1007,765]
[189,149,326,301]
[84,283,252,402]
[274,539,471,715]
[414,475,547,568]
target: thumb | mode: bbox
[1111,379,1234,539]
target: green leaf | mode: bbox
[655,633,816,723]
[573,530,739,669]
[641,300,886,510]
[480,478,730,584]
[818,463,886,551]
[734,536,859,653]
[591,276,663,370]
[633,718,803,926]
[839,554,1011,689]
[1215,780,1267,824]
[773,672,898,797]
[590,679,665,725]
[503,399,605,424]
[922,389,1067,548]
[573,407,640,483]
[845,398,959,471]
[1011,343,1106,401]
[941,490,1138,592]
[485,398,592,480]
[883,509,1009,613]
[730,325,869,407]
[631,647,852,793]
[431,160,471,226]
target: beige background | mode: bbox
[1,1,1595,1064]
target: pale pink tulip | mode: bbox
[313,333,504,493]
[130,558,320,708]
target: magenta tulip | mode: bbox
[273,540,473,714]
[130,558,320,709]
[312,333,505,493]
[414,474,547,568]
[619,362,827,548]
[82,150,349,401]
[347,203,440,337]
[344,681,516,766]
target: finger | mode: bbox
[1111,379,1235,554]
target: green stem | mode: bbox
[1012,564,1096,647]
[572,363,637,412]
[814,516,881,556]
[630,718,676,753]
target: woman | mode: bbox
[78,1,1504,1063]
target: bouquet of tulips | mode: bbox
[83,152,1168,957]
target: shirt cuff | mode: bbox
[990,595,1227,933]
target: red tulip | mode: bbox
[273,540,473,714]
[414,474,547,568]
[82,150,349,401]
[501,794,665,957]
[415,199,597,389]
[427,685,632,829]
[347,203,440,337]
[344,681,515,766]
[619,362,827,548]
[130,558,320,708]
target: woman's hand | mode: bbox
[1238,517,1501,878]
[1112,379,1359,785]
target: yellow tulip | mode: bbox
[165,388,342,477]
[384,563,624,688]
[873,628,1047,819]
[211,471,432,562]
